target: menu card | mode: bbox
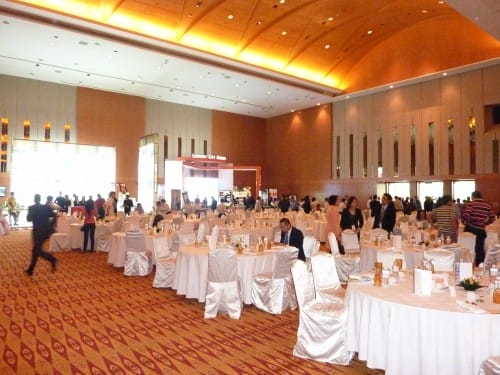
[414,269,433,296]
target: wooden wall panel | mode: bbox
[77,87,145,197]
[264,105,332,199]
[211,111,265,195]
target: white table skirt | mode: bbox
[107,232,153,267]
[346,277,500,375]
[172,246,277,304]
[360,241,472,272]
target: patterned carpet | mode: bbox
[0,230,382,374]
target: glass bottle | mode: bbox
[493,276,500,304]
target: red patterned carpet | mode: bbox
[0,230,382,374]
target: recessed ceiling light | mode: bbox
[291,109,295,112]
[346,95,350,99]
[438,1,444,4]
[442,72,447,76]
[235,83,239,87]
[227,14,234,20]
[242,99,246,102]
[316,103,321,106]
[49,42,54,46]
[328,17,334,21]
[256,20,262,25]
[324,44,330,49]
[267,91,271,95]
[367,30,373,35]
[280,0,285,3]
[421,9,428,13]
[281,31,287,36]
[195,1,202,7]
[389,85,394,89]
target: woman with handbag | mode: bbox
[82,201,96,252]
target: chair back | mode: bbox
[271,226,281,243]
[291,260,315,309]
[341,229,360,253]
[310,252,341,291]
[328,232,340,255]
[152,236,170,260]
[197,220,209,242]
[370,228,389,241]
[125,231,145,253]
[179,221,195,233]
[113,217,123,232]
[458,232,476,254]
[272,246,299,279]
[178,232,196,246]
[376,250,405,270]
[211,225,220,239]
[483,244,500,271]
[56,216,71,233]
[208,248,238,283]
[424,249,455,271]
[302,235,318,259]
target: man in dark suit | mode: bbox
[380,193,396,234]
[279,218,305,261]
[25,194,58,276]
[369,195,381,229]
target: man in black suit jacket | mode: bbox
[380,193,396,234]
[369,195,382,229]
[25,194,58,276]
[279,218,305,261]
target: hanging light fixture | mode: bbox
[468,108,476,141]
[44,121,51,141]
[64,122,70,143]
[1,116,8,172]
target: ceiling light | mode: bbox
[316,103,321,106]
[324,44,330,49]
[280,0,286,3]
[281,31,287,36]
[389,85,394,89]
[346,95,350,99]
[442,72,447,76]
[421,10,428,13]
[195,1,202,7]
[266,91,271,95]
[367,30,373,35]
[438,1,444,4]
[227,14,234,20]
[328,17,333,21]
[256,20,262,25]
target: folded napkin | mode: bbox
[455,300,487,314]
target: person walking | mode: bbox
[461,191,495,266]
[25,194,58,276]
[82,201,96,252]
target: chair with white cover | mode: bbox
[328,232,360,283]
[423,249,455,271]
[291,260,353,365]
[376,250,406,270]
[478,356,500,375]
[341,229,360,253]
[211,225,220,241]
[152,236,176,288]
[197,220,209,242]
[180,221,195,233]
[370,228,389,241]
[303,235,320,259]
[310,252,344,303]
[251,246,298,314]
[271,226,282,243]
[204,248,242,319]
[124,231,152,276]
[483,244,500,272]
[458,232,476,263]
[178,232,196,246]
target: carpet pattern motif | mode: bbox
[0,230,381,374]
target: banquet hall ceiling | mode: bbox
[0,0,499,118]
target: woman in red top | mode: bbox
[82,202,96,252]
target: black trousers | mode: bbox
[83,223,96,251]
[27,234,57,274]
[464,225,487,266]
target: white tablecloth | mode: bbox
[172,245,277,304]
[69,222,116,251]
[360,241,472,272]
[107,232,154,267]
[346,276,500,375]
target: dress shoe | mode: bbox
[51,259,58,273]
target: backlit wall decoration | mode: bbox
[1,116,7,172]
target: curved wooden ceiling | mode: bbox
[11,0,500,93]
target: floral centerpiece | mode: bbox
[459,277,482,291]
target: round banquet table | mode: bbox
[360,241,472,272]
[171,245,277,304]
[345,275,500,375]
[107,231,154,267]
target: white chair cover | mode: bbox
[341,229,360,253]
[291,260,353,365]
[112,218,124,233]
[251,246,298,314]
[124,231,152,276]
[197,220,209,242]
[310,253,344,303]
[48,233,69,251]
[458,232,476,262]
[207,235,217,250]
[271,226,281,243]
[0,214,10,236]
[204,248,242,319]
[478,356,500,375]
[180,221,195,233]
[327,232,360,283]
[152,236,176,288]
[376,250,406,270]
[370,228,389,241]
[483,244,500,272]
[95,224,114,252]
[424,249,456,272]
[211,225,220,240]
[303,235,319,259]
[178,232,196,246]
